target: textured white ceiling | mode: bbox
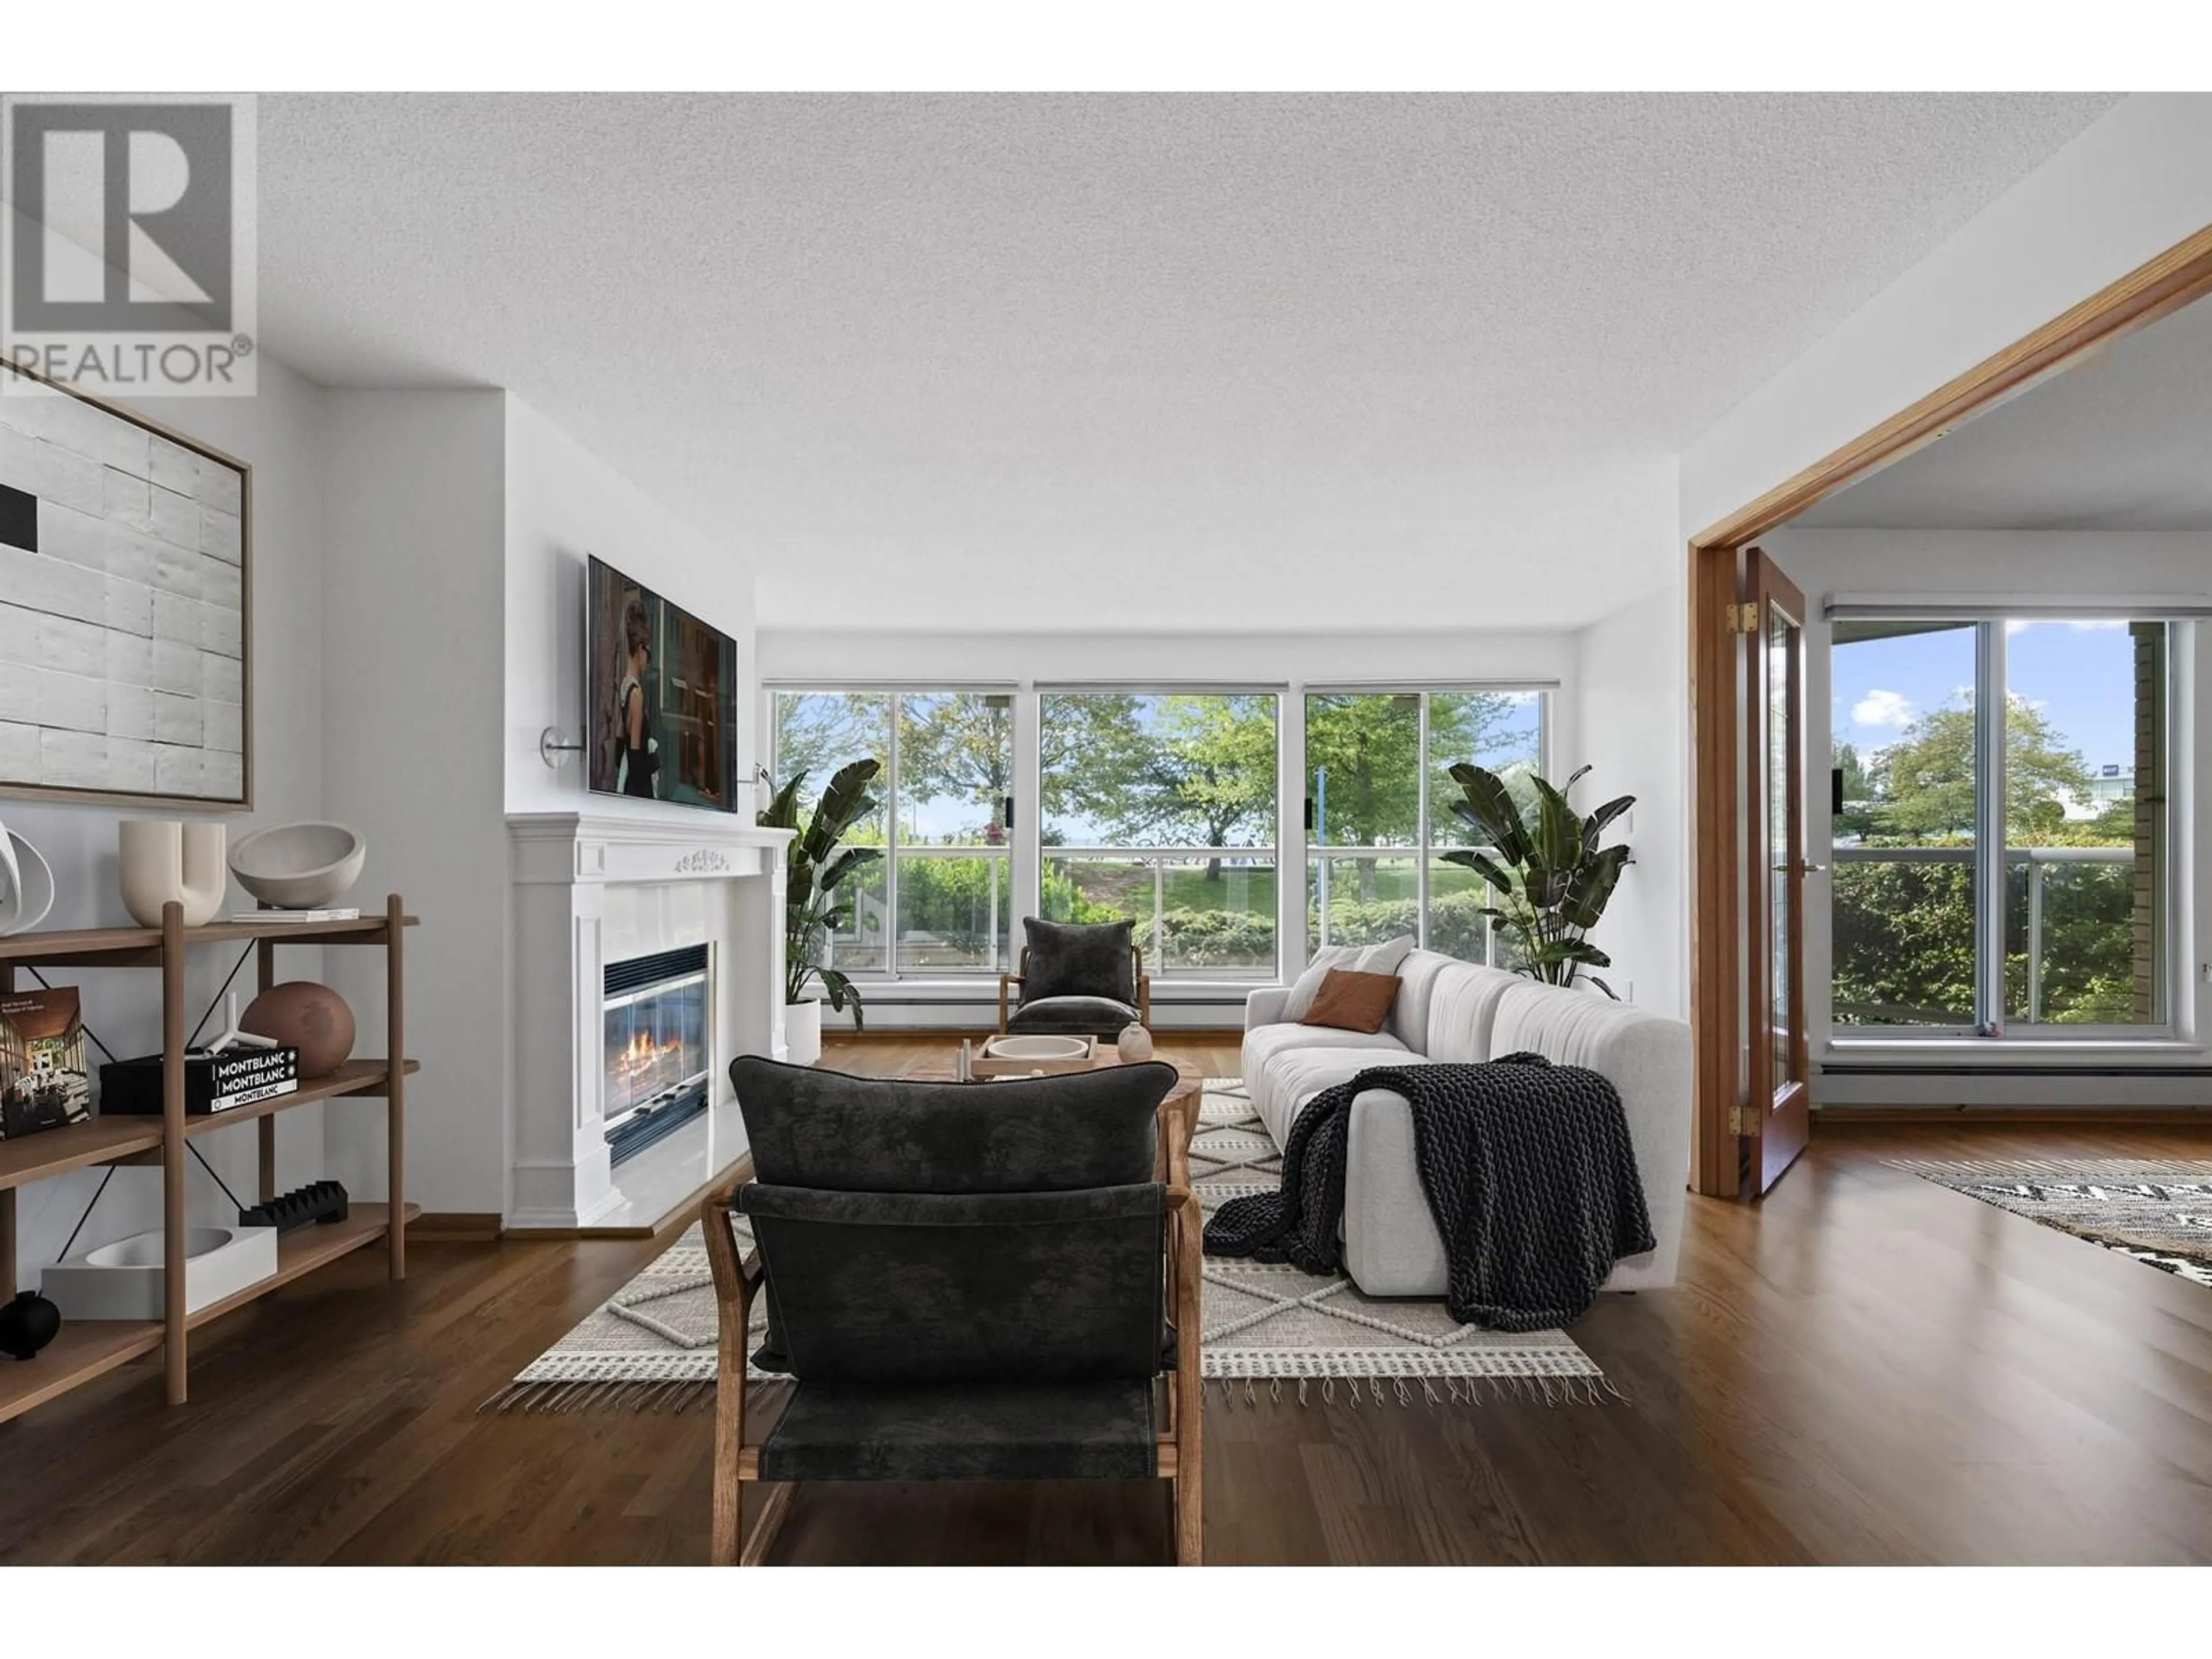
[252,92,2122,631]
[1794,287,2212,532]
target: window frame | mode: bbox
[766,683,1018,983]
[1302,684,1552,965]
[1036,685,1284,982]
[766,677,1562,993]
[1825,615,2179,1043]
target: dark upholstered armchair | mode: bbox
[705,1055,1202,1566]
[998,916,1151,1036]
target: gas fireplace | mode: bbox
[602,944,711,1166]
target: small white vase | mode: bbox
[784,998,823,1067]
[119,820,228,927]
[1116,1022,1153,1062]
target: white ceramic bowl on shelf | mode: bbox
[229,821,366,910]
[41,1224,278,1320]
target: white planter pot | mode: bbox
[42,1224,278,1321]
[785,998,823,1066]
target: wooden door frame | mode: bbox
[1744,551,1810,1194]
[1686,221,2212,1199]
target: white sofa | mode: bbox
[1242,949,1691,1296]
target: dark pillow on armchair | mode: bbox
[1021,916,1137,1004]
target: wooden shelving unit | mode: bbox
[0,895,416,1424]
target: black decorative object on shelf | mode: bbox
[238,1180,349,1234]
[101,1044,301,1117]
[0,1289,61,1361]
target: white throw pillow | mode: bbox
[1355,934,1415,977]
[1281,944,1358,1021]
[1279,935,1415,1021]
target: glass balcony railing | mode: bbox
[1304,851,1501,965]
[1043,850,1277,979]
[1831,844,2145,1028]
[2002,846,2151,1026]
[816,847,1010,976]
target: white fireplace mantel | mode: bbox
[506,812,791,1230]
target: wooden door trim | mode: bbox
[1744,552,1810,1194]
[1689,544,1743,1196]
[1685,219,2212,1198]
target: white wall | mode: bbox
[317,390,510,1215]
[6,356,335,1275]
[1682,96,2212,540]
[1573,599,1685,1016]
[1669,93,2212,1092]
[315,391,760,1220]
[503,396,759,819]
[6,355,758,1258]
[1768,527,2211,1103]
[758,626,1580,1025]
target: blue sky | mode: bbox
[1832,620,2138,773]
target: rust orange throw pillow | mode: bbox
[1299,968,1402,1033]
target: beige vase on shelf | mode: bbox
[119,820,228,927]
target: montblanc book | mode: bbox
[100,1046,301,1116]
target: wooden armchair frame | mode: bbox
[996,942,1152,1035]
[702,1109,1203,1566]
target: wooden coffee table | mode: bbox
[899,1050,1205,1180]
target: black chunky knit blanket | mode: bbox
[1203,1055,1656,1331]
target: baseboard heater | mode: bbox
[1823,1062,2212,1079]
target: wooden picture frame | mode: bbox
[0,358,252,810]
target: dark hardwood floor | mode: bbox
[2,1033,2208,1565]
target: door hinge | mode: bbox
[1725,601,1759,633]
[1728,1102,1748,1135]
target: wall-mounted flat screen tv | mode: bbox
[586,555,740,812]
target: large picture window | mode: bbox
[770,689,1013,977]
[1038,692,1279,979]
[1830,616,2171,1033]
[1305,689,1545,963]
[769,680,1555,990]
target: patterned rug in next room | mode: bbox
[1892,1158,2212,1289]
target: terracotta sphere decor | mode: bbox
[241,981,357,1079]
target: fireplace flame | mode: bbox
[607,1018,698,1113]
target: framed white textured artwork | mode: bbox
[0,361,251,809]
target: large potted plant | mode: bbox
[757,757,882,1064]
[1439,763,1634,998]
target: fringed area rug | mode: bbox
[1188,1079,1610,1407]
[1892,1157,2212,1289]
[490,1077,1613,1412]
